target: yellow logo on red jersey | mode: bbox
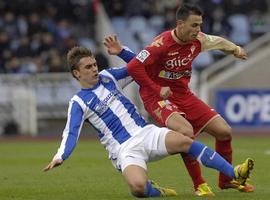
[150,37,164,47]
[157,100,171,108]
[153,107,162,120]
[159,70,191,80]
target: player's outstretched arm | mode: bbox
[198,33,248,60]
[43,159,63,172]
[103,35,122,55]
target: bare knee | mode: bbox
[129,180,146,197]
[180,135,194,152]
[215,126,232,141]
[205,117,233,141]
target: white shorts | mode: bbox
[111,124,170,172]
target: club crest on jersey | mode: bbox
[102,77,110,83]
[190,45,196,54]
[136,50,150,63]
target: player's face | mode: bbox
[73,56,99,88]
[177,14,202,41]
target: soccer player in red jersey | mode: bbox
[108,3,254,196]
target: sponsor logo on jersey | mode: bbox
[87,98,94,105]
[159,70,191,80]
[165,54,194,70]
[210,152,216,160]
[94,90,122,115]
[168,51,179,56]
[136,50,150,63]
[165,45,197,70]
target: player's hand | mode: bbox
[234,46,248,60]
[103,35,122,55]
[160,86,172,99]
[43,159,63,172]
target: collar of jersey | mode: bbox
[81,79,101,91]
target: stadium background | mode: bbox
[0,0,269,136]
[0,0,270,199]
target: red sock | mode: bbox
[216,139,233,186]
[181,153,205,190]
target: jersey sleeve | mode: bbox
[53,100,84,161]
[127,40,164,94]
[103,67,132,89]
[197,32,239,54]
[117,47,136,63]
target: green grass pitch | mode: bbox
[0,136,269,200]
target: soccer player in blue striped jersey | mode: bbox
[44,38,254,198]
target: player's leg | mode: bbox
[166,113,210,194]
[122,164,177,197]
[166,131,234,177]
[119,129,177,198]
[122,165,151,197]
[203,116,233,186]
[179,95,232,193]
[165,131,254,184]
[146,99,209,195]
[204,116,255,192]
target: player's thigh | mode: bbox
[145,99,183,126]
[166,112,193,137]
[122,164,148,192]
[204,116,232,140]
[145,99,193,135]
[165,130,193,154]
[176,95,218,135]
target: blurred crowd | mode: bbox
[104,0,270,70]
[0,0,269,74]
[0,0,95,74]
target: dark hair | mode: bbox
[67,46,93,78]
[176,3,203,21]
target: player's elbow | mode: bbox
[126,62,135,74]
[127,59,142,72]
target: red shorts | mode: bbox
[144,94,218,136]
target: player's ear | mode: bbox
[73,69,80,79]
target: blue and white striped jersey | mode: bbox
[53,67,147,161]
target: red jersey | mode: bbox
[127,29,239,104]
[127,30,201,103]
